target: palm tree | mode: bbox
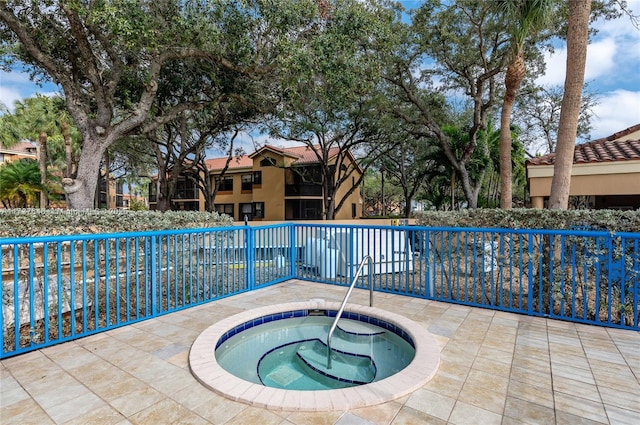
[498,0,554,209]
[0,159,43,208]
[0,95,75,208]
[549,0,591,209]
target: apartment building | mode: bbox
[0,141,37,164]
[150,144,363,221]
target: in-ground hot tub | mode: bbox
[189,300,440,411]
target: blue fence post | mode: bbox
[527,233,534,316]
[289,223,297,279]
[150,235,157,317]
[246,226,255,291]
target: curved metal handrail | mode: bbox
[326,255,373,369]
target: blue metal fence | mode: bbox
[293,224,639,331]
[2,222,638,358]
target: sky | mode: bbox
[1,1,639,148]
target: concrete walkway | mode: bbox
[1,280,639,424]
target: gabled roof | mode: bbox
[527,123,640,166]
[249,144,342,165]
[0,140,37,155]
[205,155,253,171]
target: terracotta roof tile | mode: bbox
[205,155,253,171]
[527,123,640,166]
[0,140,37,154]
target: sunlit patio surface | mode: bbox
[1,280,638,425]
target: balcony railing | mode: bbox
[285,183,322,197]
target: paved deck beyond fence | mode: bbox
[1,280,639,425]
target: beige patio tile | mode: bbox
[80,372,150,402]
[0,398,55,425]
[551,362,596,385]
[143,367,196,396]
[507,379,554,409]
[583,347,627,365]
[0,374,31,406]
[464,369,509,394]
[422,373,464,399]
[554,392,609,424]
[476,345,513,363]
[480,337,516,353]
[190,393,248,424]
[511,353,551,374]
[598,385,640,412]
[404,388,456,421]
[284,410,343,425]
[224,405,285,425]
[513,344,549,361]
[61,404,126,425]
[169,382,217,411]
[44,392,107,424]
[509,365,552,391]
[348,399,403,425]
[471,355,511,378]
[42,342,99,370]
[603,404,640,425]
[548,340,586,356]
[503,396,555,425]
[448,400,502,425]
[20,370,89,410]
[457,381,506,414]
[555,410,608,425]
[437,360,471,381]
[390,406,446,424]
[549,350,591,369]
[127,398,209,425]
[109,386,166,417]
[553,375,602,403]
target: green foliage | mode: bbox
[128,198,147,211]
[0,159,43,208]
[415,208,640,232]
[0,209,234,237]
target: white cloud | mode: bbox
[0,70,60,112]
[590,89,640,138]
[537,10,640,88]
[537,38,617,86]
[0,85,22,112]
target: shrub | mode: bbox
[414,208,640,232]
[0,209,234,237]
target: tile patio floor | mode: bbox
[1,280,639,425]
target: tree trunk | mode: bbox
[63,137,107,209]
[36,132,48,209]
[500,53,525,209]
[549,0,591,209]
[61,120,73,178]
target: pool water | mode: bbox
[215,315,415,390]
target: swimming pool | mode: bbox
[189,300,440,411]
[215,311,415,390]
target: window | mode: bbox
[260,157,276,167]
[241,174,253,191]
[214,204,234,218]
[352,203,357,218]
[215,176,233,192]
[254,202,264,218]
[240,203,253,221]
[253,171,262,185]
